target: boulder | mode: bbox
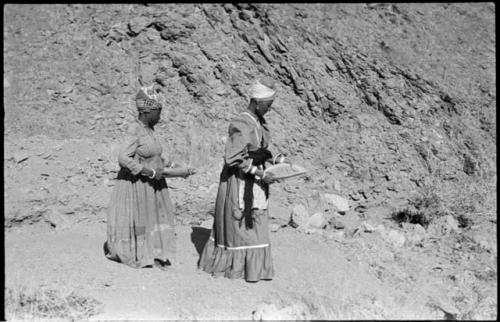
[428,215,460,236]
[402,223,427,246]
[328,216,345,229]
[360,221,375,233]
[289,204,309,228]
[44,208,72,230]
[306,212,327,229]
[127,16,151,35]
[380,229,406,247]
[199,219,213,229]
[320,193,349,213]
[268,203,291,224]
[270,223,281,232]
[472,235,493,252]
[430,295,460,320]
[329,210,361,235]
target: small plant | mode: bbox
[391,208,430,227]
[456,213,473,228]
[5,286,103,321]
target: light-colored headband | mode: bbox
[250,81,276,101]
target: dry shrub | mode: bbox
[5,286,103,321]
[406,174,496,227]
[391,208,430,228]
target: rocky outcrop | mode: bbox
[3,3,496,223]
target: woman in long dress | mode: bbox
[199,79,286,282]
[105,84,195,270]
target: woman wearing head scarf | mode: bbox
[105,84,196,270]
[199,78,286,282]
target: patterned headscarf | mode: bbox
[250,79,276,101]
[135,85,162,113]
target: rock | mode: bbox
[13,152,30,163]
[442,215,459,230]
[270,223,281,232]
[304,227,322,235]
[365,205,394,222]
[328,217,345,229]
[199,219,213,229]
[354,204,367,212]
[127,16,151,35]
[380,229,406,247]
[360,221,375,232]
[289,204,309,228]
[63,84,73,93]
[325,231,345,242]
[252,303,281,320]
[431,296,460,320]
[472,235,492,252]
[44,208,72,230]
[59,205,75,215]
[330,210,361,235]
[268,204,290,224]
[428,215,460,236]
[402,223,427,246]
[333,179,341,191]
[320,193,349,213]
[103,119,113,127]
[306,212,327,229]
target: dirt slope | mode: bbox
[3,3,496,320]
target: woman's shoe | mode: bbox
[154,259,171,271]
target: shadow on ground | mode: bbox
[190,227,211,265]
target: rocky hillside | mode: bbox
[4,3,496,221]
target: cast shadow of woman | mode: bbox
[190,226,211,266]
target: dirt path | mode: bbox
[5,218,485,320]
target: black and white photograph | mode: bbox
[3,3,496,320]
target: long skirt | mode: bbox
[105,168,176,268]
[199,166,274,282]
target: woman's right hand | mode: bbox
[262,172,280,184]
[153,166,164,180]
[255,170,279,184]
[142,166,164,180]
[182,168,197,178]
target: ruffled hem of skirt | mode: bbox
[199,239,273,282]
[104,240,173,269]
